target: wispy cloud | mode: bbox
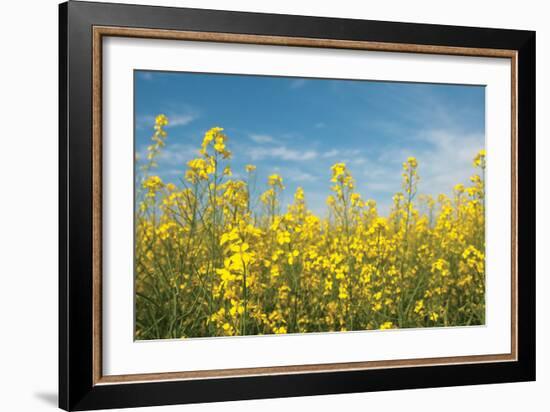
[289,79,307,89]
[249,134,275,144]
[169,114,196,127]
[136,115,157,130]
[248,146,318,161]
[285,169,317,182]
[135,143,200,168]
[136,111,197,130]
[301,191,329,217]
[138,71,154,80]
[360,129,484,202]
[415,129,484,195]
[322,149,340,158]
[135,72,484,217]
[162,168,187,177]
[159,143,201,166]
[322,148,362,161]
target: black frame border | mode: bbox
[59,1,535,410]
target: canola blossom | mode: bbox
[135,115,486,339]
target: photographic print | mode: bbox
[134,71,486,340]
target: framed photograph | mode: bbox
[59,1,535,410]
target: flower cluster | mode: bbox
[135,117,486,339]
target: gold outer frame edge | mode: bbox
[92,26,518,386]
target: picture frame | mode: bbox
[59,1,536,410]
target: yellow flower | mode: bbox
[330,162,346,182]
[142,175,163,197]
[473,149,486,168]
[186,158,214,181]
[136,122,487,340]
[220,230,240,246]
[276,231,291,245]
[155,114,168,127]
[350,192,361,207]
[268,174,284,189]
[200,127,232,158]
[379,321,393,330]
[338,285,349,300]
[405,156,418,169]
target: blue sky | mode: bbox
[135,70,485,216]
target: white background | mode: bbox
[103,37,511,376]
[0,0,546,411]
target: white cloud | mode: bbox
[301,190,329,217]
[365,180,401,193]
[322,149,340,158]
[356,158,368,165]
[322,149,362,160]
[249,134,274,144]
[139,72,154,80]
[289,79,307,89]
[415,130,484,195]
[368,129,484,200]
[286,170,316,182]
[156,143,200,166]
[248,146,318,161]
[168,114,195,128]
[163,169,186,177]
[136,111,196,130]
[136,115,156,130]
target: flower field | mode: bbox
[135,114,486,340]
